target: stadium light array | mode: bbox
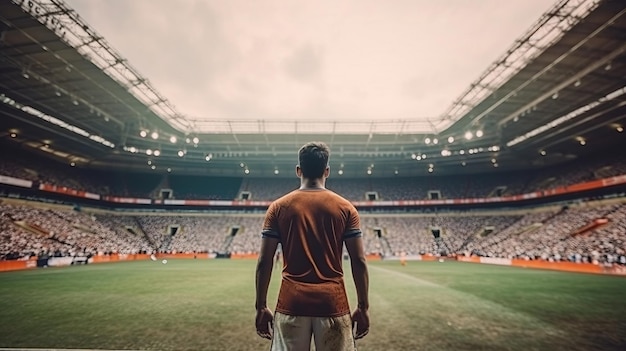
[1,94,114,148]
[507,86,626,147]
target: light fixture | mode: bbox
[366,169,372,175]
[459,150,465,155]
[618,126,624,133]
[464,131,473,140]
[424,138,431,145]
[461,161,466,166]
[432,138,439,145]
[574,80,581,87]
[244,168,250,174]
[10,133,17,138]
[147,160,152,165]
[167,168,172,173]
[540,150,547,156]
[205,154,212,161]
[192,137,199,144]
[552,92,559,100]
[146,149,153,155]
[169,136,177,143]
[151,131,159,139]
[338,169,344,175]
[274,169,279,175]
[491,158,497,163]
[447,136,454,143]
[153,150,161,157]
[177,150,185,157]
[151,165,156,170]
[605,62,612,71]
[140,130,147,138]
[493,163,499,168]
[476,130,483,138]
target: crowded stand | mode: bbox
[1,146,626,268]
[1,148,626,201]
[1,197,624,266]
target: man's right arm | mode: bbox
[345,236,370,339]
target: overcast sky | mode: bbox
[65,0,556,125]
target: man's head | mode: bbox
[297,142,330,179]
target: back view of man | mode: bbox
[255,141,370,351]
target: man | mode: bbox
[255,141,370,351]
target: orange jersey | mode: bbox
[262,188,361,317]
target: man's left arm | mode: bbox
[255,236,279,339]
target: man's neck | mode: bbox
[300,177,326,190]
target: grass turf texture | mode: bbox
[0,260,625,351]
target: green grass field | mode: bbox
[1,259,625,351]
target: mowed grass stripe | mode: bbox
[359,264,569,351]
[1,259,625,350]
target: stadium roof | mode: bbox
[1,0,625,177]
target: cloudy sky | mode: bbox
[65,0,556,128]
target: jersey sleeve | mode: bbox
[343,205,362,239]
[261,202,280,240]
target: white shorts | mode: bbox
[271,312,356,351]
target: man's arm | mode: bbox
[255,236,279,339]
[345,236,370,339]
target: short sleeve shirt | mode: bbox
[262,188,361,317]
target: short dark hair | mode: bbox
[298,142,330,178]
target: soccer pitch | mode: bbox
[0,260,625,351]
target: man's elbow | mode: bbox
[351,255,368,271]
[256,255,273,273]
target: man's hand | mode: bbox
[255,307,274,340]
[351,307,370,339]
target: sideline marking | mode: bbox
[0,349,144,351]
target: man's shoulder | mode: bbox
[324,189,353,204]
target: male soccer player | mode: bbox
[255,141,370,351]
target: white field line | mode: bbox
[368,265,566,337]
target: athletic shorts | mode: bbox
[270,312,356,351]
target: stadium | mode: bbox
[1,0,626,350]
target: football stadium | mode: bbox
[1,0,626,350]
